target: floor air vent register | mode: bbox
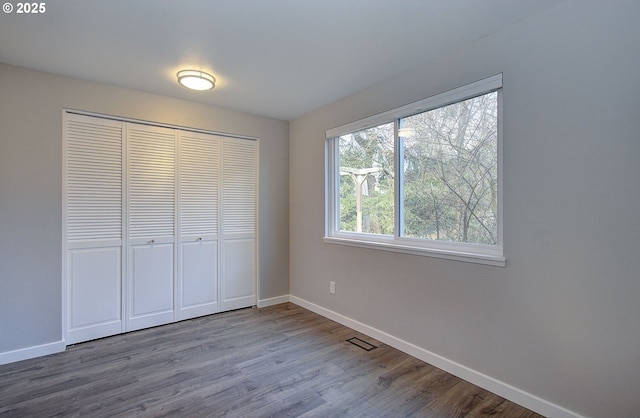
[346,337,378,352]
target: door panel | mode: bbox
[67,246,122,344]
[221,238,255,311]
[177,132,220,320]
[220,138,257,311]
[128,244,174,331]
[126,124,176,331]
[178,240,218,320]
[64,114,123,344]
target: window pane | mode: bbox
[338,123,394,235]
[400,92,498,244]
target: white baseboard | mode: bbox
[290,295,586,418]
[0,340,66,366]
[257,294,290,308]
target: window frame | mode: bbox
[324,74,505,267]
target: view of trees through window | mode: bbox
[338,122,394,235]
[338,91,498,245]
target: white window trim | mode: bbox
[324,74,505,267]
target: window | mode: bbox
[325,75,504,266]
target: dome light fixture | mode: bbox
[177,70,215,91]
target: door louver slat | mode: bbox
[179,133,219,236]
[66,118,122,241]
[128,127,175,239]
[222,140,256,234]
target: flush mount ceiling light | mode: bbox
[177,70,216,91]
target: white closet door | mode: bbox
[65,114,123,344]
[126,124,176,331]
[177,131,220,320]
[65,113,259,343]
[221,138,257,311]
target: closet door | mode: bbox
[65,114,123,344]
[220,138,257,311]
[177,131,220,320]
[126,124,176,331]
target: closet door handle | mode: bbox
[197,237,203,241]
[148,239,155,244]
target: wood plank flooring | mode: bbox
[0,303,544,417]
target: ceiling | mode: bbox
[0,0,560,121]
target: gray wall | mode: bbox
[289,1,640,417]
[0,62,289,353]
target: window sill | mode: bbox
[323,236,506,267]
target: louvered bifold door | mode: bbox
[126,124,176,331]
[220,138,257,311]
[64,114,124,344]
[177,131,221,320]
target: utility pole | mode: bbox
[340,167,382,233]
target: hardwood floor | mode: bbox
[0,303,543,417]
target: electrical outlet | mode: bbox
[329,281,336,294]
